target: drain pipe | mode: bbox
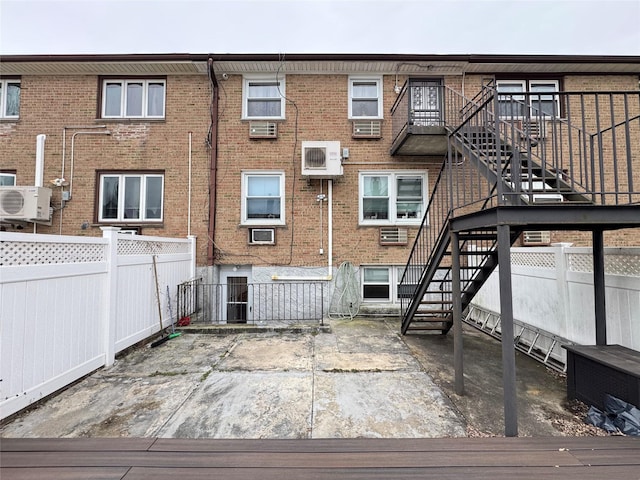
[207,57,219,266]
[188,131,192,237]
[34,134,46,233]
[327,179,333,278]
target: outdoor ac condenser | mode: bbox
[301,141,343,178]
[0,186,52,221]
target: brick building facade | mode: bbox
[1,54,638,318]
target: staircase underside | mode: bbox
[402,203,640,335]
[450,204,640,233]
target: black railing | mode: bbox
[177,279,325,325]
[398,84,640,327]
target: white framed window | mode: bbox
[98,172,164,222]
[0,79,21,119]
[496,79,560,119]
[0,172,17,186]
[529,80,561,117]
[362,266,391,301]
[241,172,285,225]
[242,75,286,120]
[349,76,383,119]
[359,172,427,225]
[362,265,417,303]
[101,79,166,118]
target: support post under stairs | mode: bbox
[451,230,464,395]
[593,229,607,346]
[497,224,518,437]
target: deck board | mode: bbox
[2,437,639,480]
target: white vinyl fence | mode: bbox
[0,228,196,419]
[471,246,640,352]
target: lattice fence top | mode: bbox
[117,238,190,256]
[0,240,106,266]
[568,253,640,277]
[511,251,556,269]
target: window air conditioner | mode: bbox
[523,231,551,246]
[0,186,52,221]
[352,120,382,138]
[379,227,408,246]
[249,121,278,139]
[301,141,343,178]
[249,228,275,244]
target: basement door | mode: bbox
[220,266,252,323]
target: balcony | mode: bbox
[390,79,448,156]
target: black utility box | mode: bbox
[564,344,640,410]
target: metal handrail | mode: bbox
[398,84,640,329]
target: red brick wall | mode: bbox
[0,74,212,265]
[213,74,442,269]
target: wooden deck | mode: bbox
[2,436,639,479]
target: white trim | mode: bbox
[0,79,20,119]
[242,74,286,120]
[348,75,383,119]
[361,264,419,304]
[98,173,164,223]
[359,171,427,226]
[0,172,17,186]
[361,265,392,302]
[241,171,286,226]
[101,79,166,119]
[496,79,560,119]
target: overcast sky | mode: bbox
[1,0,639,56]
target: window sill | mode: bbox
[240,223,286,228]
[98,118,166,123]
[96,222,164,227]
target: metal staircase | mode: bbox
[399,82,639,335]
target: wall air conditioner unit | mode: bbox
[379,227,408,246]
[523,231,551,246]
[353,120,381,138]
[249,121,278,139]
[301,141,343,178]
[0,186,52,221]
[249,228,275,245]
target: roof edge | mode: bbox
[1,53,639,65]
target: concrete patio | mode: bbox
[1,317,594,438]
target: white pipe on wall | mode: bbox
[35,134,46,187]
[271,179,334,282]
[327,179,333,278]
[188,132,192,237]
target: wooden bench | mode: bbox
[563,344,640,410]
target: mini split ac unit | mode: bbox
[301,141,343,178]
[0,186,52,221]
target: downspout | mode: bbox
[188,131,192,237]
[327,178,333,278]
[207,58,219,266]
